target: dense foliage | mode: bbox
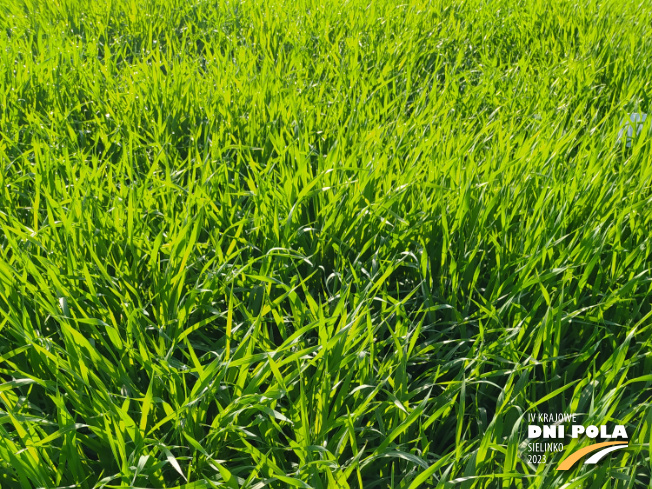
[1,0,651,487]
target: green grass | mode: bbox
[1,0,652,487]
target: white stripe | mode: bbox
[584,445,628,465]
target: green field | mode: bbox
[1,0,652,487]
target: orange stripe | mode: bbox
[556,442,628,470]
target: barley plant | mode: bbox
[0,0,651,487]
